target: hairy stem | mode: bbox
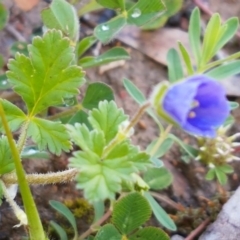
[17,120,30,154]
[149,125,172,157]
[0,101,47,240]
[2,168,79,185]
[78,208,112,240]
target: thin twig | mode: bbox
[5,24,26,42]
[78,209,112,240]
[185,218,211,240]
[150,191,184,211]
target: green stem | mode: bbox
[0,101,46,240]
[47,104,83,121]
[102,102,150,158]
[149,125,172,157]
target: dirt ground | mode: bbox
[1,1,240,239]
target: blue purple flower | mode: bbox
[161,75,230,137]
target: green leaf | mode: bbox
[78,0,103,17]
[10,41,28,56]
[7,30,85,116]
[94,16,126,43]
[68,123,105,156]
[27,117,71,155]
[96,0,125,10]
[0,136,15,175]
[144,192,176,231]
[143,168,173,190]
[201,14,222,65]
[0,3,9,30]
[189,7,201,67]
[141,0,182,30]
[127,0,165,27]
[129,227,170,240]
[71,149,130,201]
[21,146,50,159]
[50,221,68,240]
[88,100,127,144]
[94,224,121,240]
[112,192,151,234]
[123,78,161,127]
[69,126,150,202]
[123,78,146,105]
[93,201,105,223]
[82,82,114,110]
[217,164,234,174]
[41,0,79,42]
[178,42,194,75]
[215,167,228,185]
[147,138,173,159]
[79,47,130,68]
[0,99,26,132]
[213,17,239,54]
[68,110,92,129]
[205,168,216,181]
[49,200,77,238]
[206,60,240,80]
[167,48,184,82]
[77,36,97,58]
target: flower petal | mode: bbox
[162,79,200,124]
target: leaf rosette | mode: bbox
[68,101,151,202]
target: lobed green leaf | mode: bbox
[0,99,26,132]
[68,124,105,156]
[27,117,71,155]
[88,100,127,144]
[0,136,15,175]
[7,30,85,116]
